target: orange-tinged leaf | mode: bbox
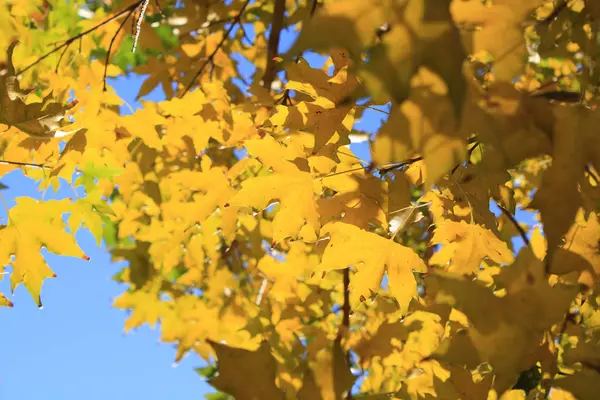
[0,292,13,307]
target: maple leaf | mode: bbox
[319,170,389,229]
[371,68,467,189]
[207,340,285,400]
[9,1,600,398]
[0,198,88,306]
[428,249,580,392]
[290,0,466,111]
[315,222,427,312]
[355,310,444,373]
[298,340,356,400]
[429,220,514,275]
[450,0,547,82]
[0,42,79,138]
[113,287,170,332]
[550,211,600,286]
[229,170,321,243]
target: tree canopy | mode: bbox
[1,0,600,398]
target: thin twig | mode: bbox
[54,43,71,73]
[103,7,137,91]
[378,156,423,174]
[497,203,530,247]
[309,0,319,17]
[17,0,144,75]
[181,0,252,96]
[0,160,51,169]
[262,0,285,90]
[255,278,268,306]
[339,268,352,400]
[538,0,567,25]
[585,164,600,185]
[450,141,480,175]
[132,0,149,52]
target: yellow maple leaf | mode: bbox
[0,198,88,306]
[207,340,286,400]
[550,211,600,286]
[371,68,467,189]
[229,170,321,243]
[530,106,586,258]
[451,0,547,82]
[314,222,427,312]
[428,248,580,392]
[429,220,514,275]
[298,340,356,400]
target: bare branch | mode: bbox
[262,0,285,90]
[336,268,352,400]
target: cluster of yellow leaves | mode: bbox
[2,0,600,399]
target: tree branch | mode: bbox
[262,0,285,90]
[104,7,137,91]
[497,203,530,248]
[181,0,252,96]
[339,269,352,400]
[17,0,144,75]
[0,160,51,169]
[586,164,600,185]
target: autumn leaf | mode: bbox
[429,220,514,275]
[550,211,600,286]
[0,198,88,306]
[229,170,321,243]
[5,1,600,399]
[298,340,356,400]
[530,106,586,258]
[207,340,285,400]
[428,248,579,392]
[315,222,427,312]
[450,0,547,82]
[291,0,465,110]
[371,68,467,189]
[0,42,79,138]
